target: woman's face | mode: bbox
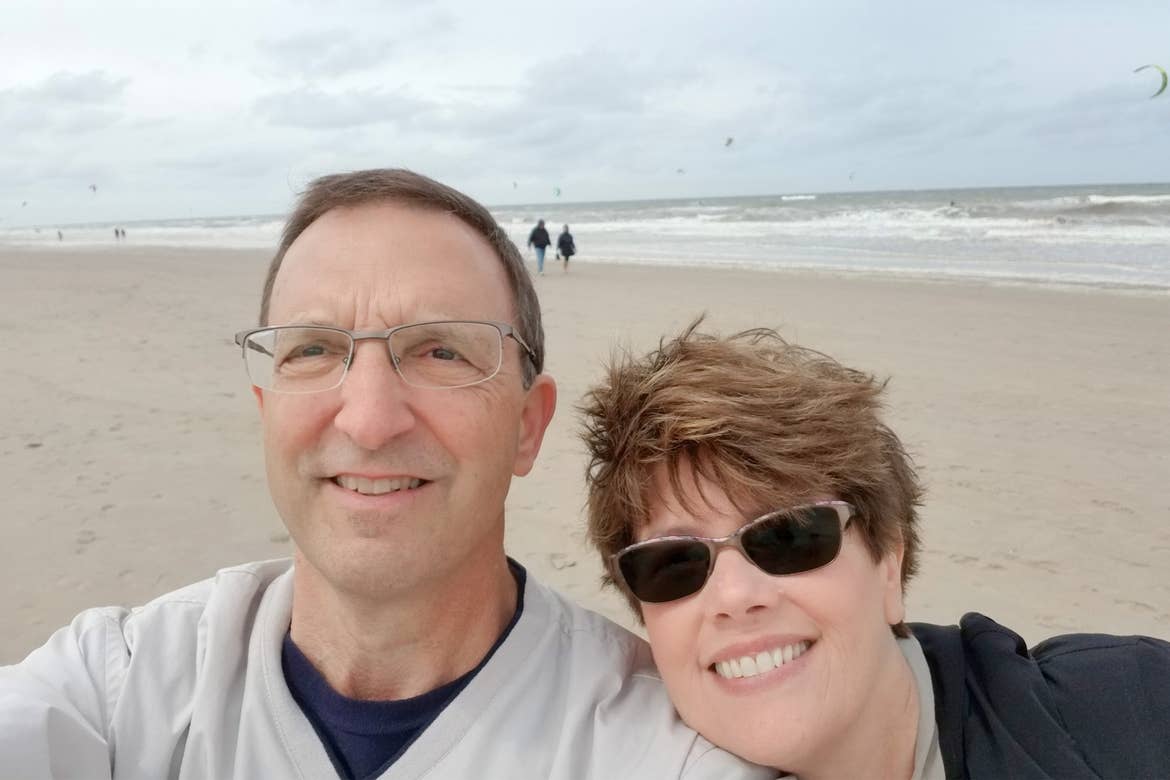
[637,465,907,772]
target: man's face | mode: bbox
[637,465,906,772]
[257,202,555,599]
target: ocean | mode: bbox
[3,183,1168,291]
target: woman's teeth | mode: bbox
[714,640,811,680]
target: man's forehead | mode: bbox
[283,202,487,266]
[270,202,512,322]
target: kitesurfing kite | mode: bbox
[724,137,734,147]
[89,184,97,193]
[553,187,562,197]
[676,168,686,174]
[1134,64,1168,98]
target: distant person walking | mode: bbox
[527,219,551,275]
[556,224,576,273]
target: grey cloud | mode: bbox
[421,50,692,150]
[155,144,296,179]
[255,85,434,129]
[58,108,122,133]
[260,29,398,78]
[31,70,130,103]
[0,71,129,138]
[525,49,688,114]
[1025,85,1163,144]
[413,8,457,39]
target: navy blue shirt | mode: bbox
[283,563,527,780]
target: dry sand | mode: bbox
[2,246,1168,663]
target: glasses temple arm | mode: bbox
[243,339,274,359]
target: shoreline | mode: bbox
[4,242,1168,296]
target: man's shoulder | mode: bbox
[137,558,292,607]
[443,574,773,779]
[524,575,656,672]
[58,558,294,664]
[126,558,292,628]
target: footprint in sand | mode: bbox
[74,529,97,554]
[548,553,577,571]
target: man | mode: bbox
[0,169,768,780]
[526,218,551,275]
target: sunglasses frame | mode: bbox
[611,500,856,603]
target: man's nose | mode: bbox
[332,340,418,450]
[703,547,783,621]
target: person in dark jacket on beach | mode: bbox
[556,224,576,273]
[580,319,1170,780]
[527,219,551,275]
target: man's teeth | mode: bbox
[714,641,811,680]
[335,476,422,495]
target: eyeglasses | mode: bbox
[233,320,536,393]
[612,501,854,604]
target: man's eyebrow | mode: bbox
[278,315,336,327]
[274,313,469,328]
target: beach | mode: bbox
[2,246,1168,663]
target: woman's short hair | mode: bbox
[580,318,923,636]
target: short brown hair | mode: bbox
[259,168,543,385]
[580,319,922,636]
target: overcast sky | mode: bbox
[3,0,1169,226]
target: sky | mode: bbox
[2,0,1169,226]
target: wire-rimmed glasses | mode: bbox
[611,501,855,604]
[233,320,536,393]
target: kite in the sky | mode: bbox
[89,184,97,193]
[1134,64,1168,98]
[724,137,734,147]
[553,187,562,197]
[676,168,686,174]
[512,181,517,189]
[21,201,27,207]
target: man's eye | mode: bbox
[281,343,335,363]
[429,346,460,361]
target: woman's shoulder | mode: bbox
[912,613,1170,777]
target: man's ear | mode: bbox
[252,384,264,411]
[882,539,907,627]
[513,374,557,477]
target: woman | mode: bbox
[580,321,1170,779]
[556,224,576,272]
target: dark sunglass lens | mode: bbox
[742,506,843,575]
[619,540,711,603]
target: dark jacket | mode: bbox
[557,232,575,257]
[528,226,551,249]
[912,613,1170,779]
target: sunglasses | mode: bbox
[612,501,855,604]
